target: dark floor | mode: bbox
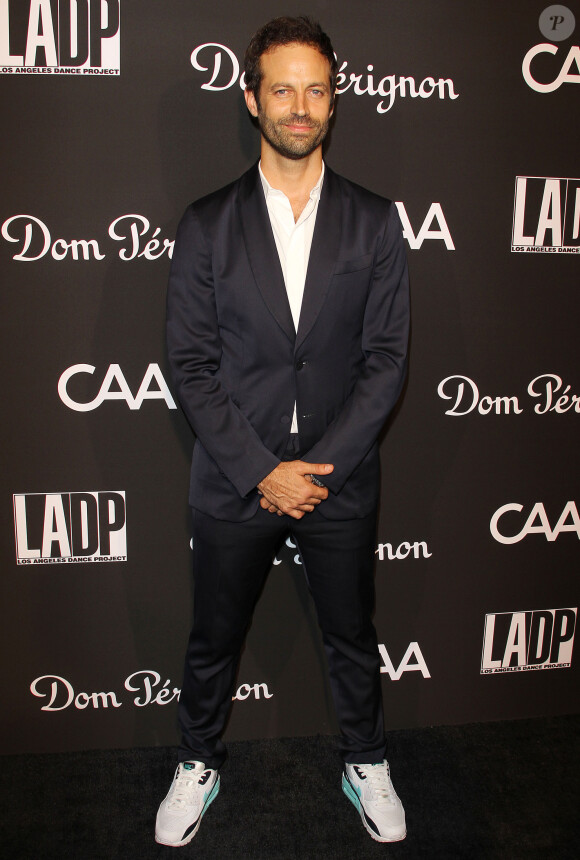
[2,715,578,859]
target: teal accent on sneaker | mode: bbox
[203,777,220,810]
[342,772,362,809]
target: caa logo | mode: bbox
[481,608,576,673]
[512,176,580,252]
[58,364,177,411]
[523,5,578,93]
[14,491,127,564]
[0,0,120,75]
[523,42,580,92]
[379,642,431,680]
[395,202,455,251]
[490,501,580,544]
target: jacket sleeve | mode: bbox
[302,202,409,494]
[166,205,280,497]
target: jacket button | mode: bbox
[280,415,291,424]
[296,360,307,371]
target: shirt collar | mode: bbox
[259,160,325,204]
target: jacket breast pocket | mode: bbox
[332,253,373,276]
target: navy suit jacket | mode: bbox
[167,163,409,521]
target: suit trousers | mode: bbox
[177,489,387,769]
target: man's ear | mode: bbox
[244,88,259,117]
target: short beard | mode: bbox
[257,109,330,160]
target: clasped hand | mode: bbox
[257,460,334,519]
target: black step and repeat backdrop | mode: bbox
[1,1,578,755]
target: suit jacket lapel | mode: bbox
[239,164,295,344]
[296,166,342,350]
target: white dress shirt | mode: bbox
[259,161,325,433]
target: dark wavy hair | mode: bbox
[244,16,338,106]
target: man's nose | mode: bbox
[291,91,307,116]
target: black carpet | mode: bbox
[2,715,578,859]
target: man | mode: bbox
[156,16,409,847]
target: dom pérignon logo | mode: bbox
[13,491,127,564]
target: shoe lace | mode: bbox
[356,763,397,805]
[167,766,203,809]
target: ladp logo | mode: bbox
[14,491,127,564]
[0,0,120,75]
[481,608,576,674]
[512,176,580,252]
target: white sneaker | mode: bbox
[342,760,406,842]
[155,761,220,847]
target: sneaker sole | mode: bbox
[342,772,406,843]
[155,775,220,847]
